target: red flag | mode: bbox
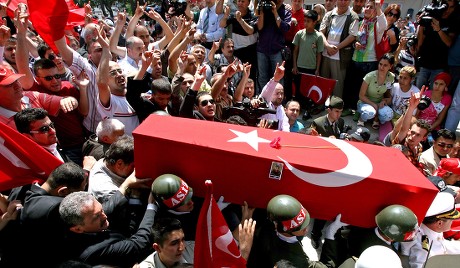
[293,73,337,104]
[4,0,85,33]
[194,180,246,268]
[0,121,63,191]
[28,0,69,53]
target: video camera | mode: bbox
[222,98,279,129]
[144,0,187,20]
[419,0,447,28]
[257,0,273,12]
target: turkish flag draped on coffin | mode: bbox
[194,180,246,268]
[0,122,63,191]
[292,73,336,104]
[133,115,438,228]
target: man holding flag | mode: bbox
[194,180,255,267]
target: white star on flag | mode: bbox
[227,129,270,151]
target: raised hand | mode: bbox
[273,61,285,82]
[73,70,90,90]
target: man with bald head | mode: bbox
[118,36,145,76]
[78,23,99,58]
[97,29,139,136]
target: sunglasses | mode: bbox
[387,12,399,18]
[200,99,215,106]
[29,122,55,134]
[48,54,57,61]
[38,74,62,81]
[109,69,123,77]
[437,142,454,149]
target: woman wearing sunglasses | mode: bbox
[383,4,401,53]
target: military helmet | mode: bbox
[375,205,418,242]
[151,174,193,209]
[267,194,310,233]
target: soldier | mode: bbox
[401,192,460,268]
[346,205,418,259]
[247,194,340,268]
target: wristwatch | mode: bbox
[276,16,281,22]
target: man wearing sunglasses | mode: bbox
[0,64,78,130]
[96,28,140,136]
[14,108,69,162]
[420,129,457,176]
[179,66,219,121]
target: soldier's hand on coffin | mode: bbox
[325,214,349,240]
[241,201,255,221]
[83,156,97,171]
[217,196,230,210]
[123,171,154,190]
[258,118,272,129]
[273,61,285,82]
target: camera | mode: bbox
[417,95,432,110]
[222,98,279,129]
[406,33,417,47]
[169,0,188,17]
[418,0,447,28]
[257,0,273,12]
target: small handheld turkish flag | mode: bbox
[0,121,63,191]
[194,180,246,268]
[293,73,337,104]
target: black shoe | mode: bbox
[302,111,311,121]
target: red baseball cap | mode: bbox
[0,66,25,86]
[436,158,460,176]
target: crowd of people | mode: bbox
[0,0,460,267]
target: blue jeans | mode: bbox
[445,82,460,132]
[415,67,444,89]
[257,51,283,93]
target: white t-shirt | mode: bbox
[391,83,419,117]
[98,94,139,136]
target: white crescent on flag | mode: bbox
[0,136,29,169]
[215,229,241,258]
[278,137,373,187]
[307,85,322,101]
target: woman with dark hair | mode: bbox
[344,0,386,112]
[383,4,401,52]
[357,53,395,129]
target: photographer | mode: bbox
[415,0,458,90]
[394,33,417,78]
[256,0,291,92]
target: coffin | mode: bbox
[133,115,438,227]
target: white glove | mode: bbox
[324,214,349,240]
[217,196,230,211]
